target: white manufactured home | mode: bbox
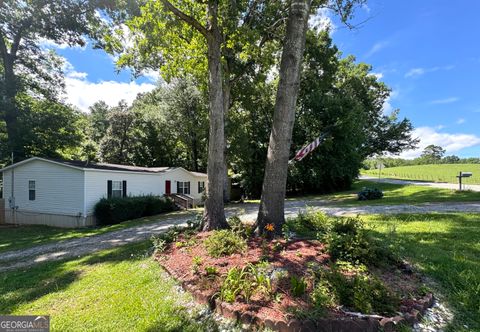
[1,157,207,228]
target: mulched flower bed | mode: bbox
[155,231,434,332]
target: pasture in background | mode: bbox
[363,164,480,185]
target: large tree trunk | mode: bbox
[2,55,23,162]
[201,0,229,230]
[222,70,231,203]
[256,0,312,235]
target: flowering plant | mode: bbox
[265,223,275,232]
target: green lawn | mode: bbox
[362,164,480,184]
[244,180,480,205]
[318,180,480,205]
[0,210,194,254]
[365,213,480,331]
[0,241,217,331]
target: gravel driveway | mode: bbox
[2,200,480,272]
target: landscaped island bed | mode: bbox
[153,213,434,331]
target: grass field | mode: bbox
[366,213,480,331]
[362,164,480,184]
[0,241,216,331]
[0,209,194,254]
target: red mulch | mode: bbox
[155,231,425,324]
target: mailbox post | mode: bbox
[457,172,473,191]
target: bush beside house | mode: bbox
[94,195,177,225]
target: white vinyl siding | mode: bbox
[2,159,209,224]
[164,168,207,201]
[3,159,84,216]
[84,170,164,215]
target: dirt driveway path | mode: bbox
[2,200,480,272]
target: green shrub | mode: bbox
[192,256,203,274]
[323,217,396,266]
[357,187,383,201]
[151,235,168,254]
[311,279,336,310]
[325,263,399,315]
[325,217,372,263]
[150,226,182,253]
[204,230,247,257]
[186,213,203,230]
[205,266,219,276]
[290,275,307,297]
[94,195,177,225]
[227,215,253,239]
[286,210,331,238]
[286,212,397,266]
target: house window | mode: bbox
[198,181,205,193]
[29,180,36,201]
[112,181,123,198]
[177,181,190,195]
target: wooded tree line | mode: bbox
[1,0,417,233]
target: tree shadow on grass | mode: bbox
[0,241,153,315]
[81,241,152,266]
[0,261,81,314]
[368,213,480,331]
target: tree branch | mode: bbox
[160,0,208,37]
[0,30,8,60]
[11,31,23,57]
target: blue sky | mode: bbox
[49,0,480,159]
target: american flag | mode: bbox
[292,134,327,162]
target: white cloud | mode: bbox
[64,77,155,112]
[370,72,383,80]
[405,65,454,78]
[456,118,465,124]
[382,89,398,114]
[405,68,425,78]
[365,41,389,58]
[61,58,155,111]
[361,4,371,13]
[310,7,336,32]
[430,97,459,104]
[399,126,480,159]
[39,38,88,50]
[142,69,162,83]
[67,71,88,79]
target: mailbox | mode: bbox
[457,172,473,191]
